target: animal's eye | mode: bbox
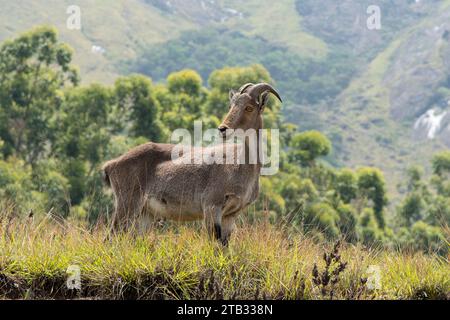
[245,106,254,112]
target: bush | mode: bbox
[336,204,357,242]
[32,159,70,216]
[0,158,35,212]
[358,208,384,245]
[305,203,340,239]
[409,221,446,255]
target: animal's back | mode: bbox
[102,142,175,187]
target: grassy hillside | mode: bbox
[222,0,327,58]
[0,0,326,83]
[1,216,448,300]
[0,0,196,83]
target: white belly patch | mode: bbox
[148,197,166,213]
[147,197,203,221]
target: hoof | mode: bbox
[214,223,222,240]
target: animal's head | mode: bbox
[218,83,282,137]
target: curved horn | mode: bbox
[248,83,282,103]
[238,83,254,94]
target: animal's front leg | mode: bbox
[221,212,239,246]
[204,206,222,242]
[220,194,242,246]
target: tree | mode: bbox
[280,176,318,215]
[32,158,70,215]
[167,69,203,97]
[336,204,357,242]
[0,158,35,210]
[56,84,112,165]
[289,130,331,167]
[357,167,387,229]
[358,208,384,245]
[431,151,450,197]
[432,151,450,176]
[334,168,357,204]
[427,196,450,227]
[54,84,113,206]
[114,74,164,140]
[406,166,424,192]
[397,192,425,227]
[0,26,78,164]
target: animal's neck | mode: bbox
[244,116,263,169]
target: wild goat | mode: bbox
[102,83,282,244]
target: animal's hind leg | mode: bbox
[110,187,146,234]
[110,198,127,233]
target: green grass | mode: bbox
[223,0,328,58]
[0,214,448,300]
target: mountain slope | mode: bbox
[0,0,196,83]
[321,1,450,194]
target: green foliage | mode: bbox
[358,208,384,245]
[334,168,357,204]
[114,74,164,141]
[406,166,424,192]
[394,163,448,254]
[304,202,340,239]
[167,69,203,96]
[56,84,112,164]
[134,28,356,106]
[32,159,70,215]
[401,221,446,255]
[427,196,450,227]
[0,158,35,209]
[336,204,357,242]
[357,167,387,229]
[0,26,78,163]
[432,151,450,176]
[398,192,425,227]
[289,130,331,166]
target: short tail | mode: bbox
[101,163,111,187]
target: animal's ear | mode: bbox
[229,89,236,101]
[258,92,270,112]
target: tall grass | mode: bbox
[0,211,448,300]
